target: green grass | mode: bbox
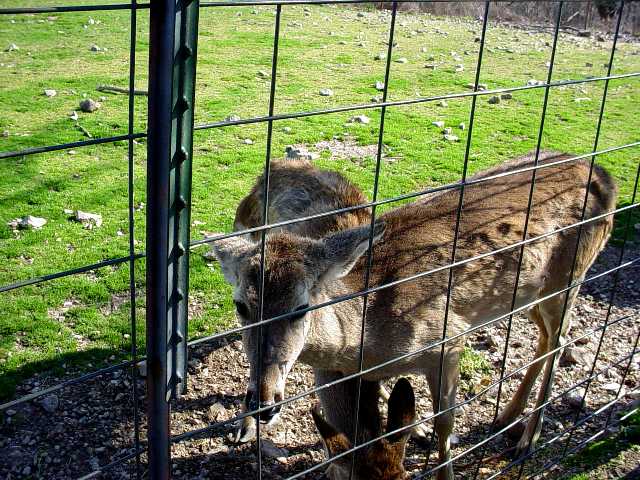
[0,4,639,399]
[562,409,640,479]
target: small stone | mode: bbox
[574,97,591,103]
[339,40,347,45]
[450,433,460,445]
[458,123,466,130]
[424,63,437,70]
[79,98,100,113]
[395,57,408,64]
[371,95,382,103]
[375,81,385,91]
[488,96,501,105]
[225,114,241,122]
[5,409,17,416]
[374,52,386,61]
[69,111,78,121]
[207,402,227,422]
[602,382,620,392]
[432,121,445,129]
[500,93,513,100]
[44,89,57,98]
[566,388,586,409]
[585,62,593,68]
[444,134,459,142]
[455,64,464,72]
[38,394,59,413]
[8,216,47,230]
[285,146,319,161]
[261,439,288,459]
[560,346,592,366]
[420,47,428,53]
[72,210,103,228]
[527,79,544,86]
[319,88,334,97]
[596,34,606,42]
[577,30,591,38]
[243,138,253,145]
[349,114,370,124]
[5,43,19,52]
[357,11,365,17]
[439,100,448,107]
[443,127,453,135]
[282,126,291,133]
[257,70,270,78]
[1,130,8,137]
[90,44,101,52]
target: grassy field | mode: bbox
[0,3,639,403]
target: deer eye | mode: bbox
[234,300,249,318]
[288,304,309,321]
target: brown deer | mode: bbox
[227,157,371,442]
[213,151,617,479]
[312,377,416,480]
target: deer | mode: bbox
[212,151,617,479]
[227,157,371,443]
[311,377,416,480]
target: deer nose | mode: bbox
[245,391,282,423]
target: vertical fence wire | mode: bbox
[255,5,283,479]
[127,0,142,477]
[469,4,565,477]
[348,3,397,478]
[514,3,626,478]
[422,1,490,476]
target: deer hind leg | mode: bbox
[494,305,548,431]
[515,288,577,457]
[425,348,461,480]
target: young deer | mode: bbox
[312,377,416,480]
[213,151,617,479]
[229,157,371,442]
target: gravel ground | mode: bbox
[1,242,638,480]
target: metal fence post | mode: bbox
[147,0,199,478]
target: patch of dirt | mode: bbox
[1,243,638,479]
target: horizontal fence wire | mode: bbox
[0,0,606,15]
[2,73,638,163]
[3,142,637,295]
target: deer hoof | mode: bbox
[228,417,257,443]
[411,423,431,447]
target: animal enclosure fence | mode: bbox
[0,0,638,479]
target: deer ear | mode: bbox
[311,406,352,457]
[317,221,385,282]
[386,378,416,444]
[210,234,254,285]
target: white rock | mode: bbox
[566,388,586,409]
[374,52,386,61]
[459,122,466,130]
[395,57,408,64]
[69,111,79,121]
[349,115,370,124]
[5,43,19,52]
[282,126,292,133]
[90,44,101,52]
[243,138,253,145]
[602,382,620,392]
[285,146,319,161]
[439,100,448,107]
[44,89,57,98]
[432,121,445,128]
[73,210,103,228]
[319,88,334,97]
[443,127,453,135]
[375,81,385,91]
[8,216,47,230]
[444,134,459,142]
[225,114,241,122]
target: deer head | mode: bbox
[312,377,416,480]
[212,222,385,423]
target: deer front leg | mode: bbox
[426,349,461,480]
[229,400,257,443]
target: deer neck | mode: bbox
[298,279,365,372]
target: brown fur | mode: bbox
[215,151,617,478]
[234,158,371,240]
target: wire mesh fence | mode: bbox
[0,0,638,479]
